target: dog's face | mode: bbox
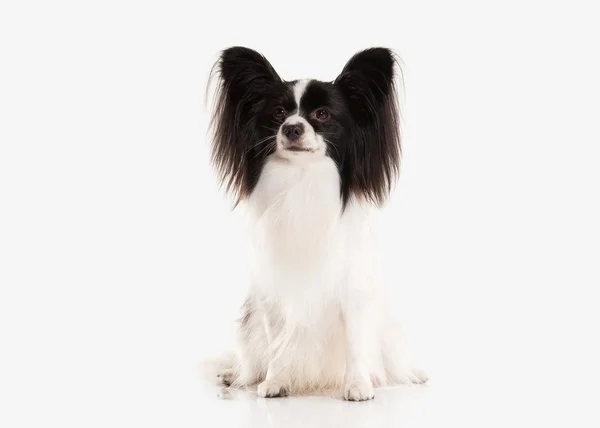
[257,79,352,162]
[209,47,401,207]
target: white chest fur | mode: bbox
[245,156,346,318]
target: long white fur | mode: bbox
[218,81,426,400]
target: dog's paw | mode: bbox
[394,368,429,384]
[343,381,375,401]
[257,380,290,398]
[217,368,236,386]
[409,368,429,384]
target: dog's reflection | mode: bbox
[216,386,422,428]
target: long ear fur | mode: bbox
[207,47,281,202]
[335,48,402,206]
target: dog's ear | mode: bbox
[218,47,282,107]
[335,48,397,124]
[208,47,282,201]
[335,48,401,206]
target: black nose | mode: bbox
[282,123,304,141]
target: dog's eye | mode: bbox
[273,107,286,120]
[313,108,330,121]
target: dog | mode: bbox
[207,47,427,401]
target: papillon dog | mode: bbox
[207,47,427,401]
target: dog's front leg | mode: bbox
[257,307,291,398]
[342,287,377,401]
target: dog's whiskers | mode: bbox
[251,139,277,160]
[323,138,340,158]
[246,135,276,153]
[261,125,280,134]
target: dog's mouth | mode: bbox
[285,146,313,153]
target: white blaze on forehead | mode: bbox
[284,114,310,127]
[293,79,310,113]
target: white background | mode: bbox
[1,1,599,427]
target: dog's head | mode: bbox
[208,47,401,207]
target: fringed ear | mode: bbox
[208,47,281,202]
[334,48,401,206]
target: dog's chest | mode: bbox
[247,157,345,300]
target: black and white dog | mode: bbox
[208,47,426,401]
